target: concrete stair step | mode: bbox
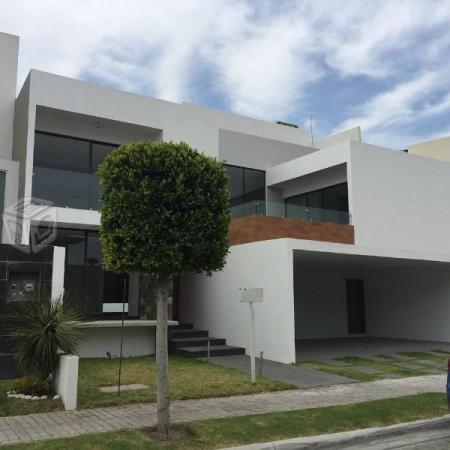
[174,345,245,358]
[170,337,226,349]
[171,329,209,338]
[172,323,194,330]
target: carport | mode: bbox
[293,248,450,362]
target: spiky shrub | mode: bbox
[7,294,85,380]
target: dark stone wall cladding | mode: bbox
[0,244,54,319]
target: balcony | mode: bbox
[229,201,354,246]
[231,200,350,225]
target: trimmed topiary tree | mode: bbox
[97,141,230,439]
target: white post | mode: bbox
[240,288,263,385]
[249,300,256,384]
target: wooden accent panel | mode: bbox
[229,215,354,246]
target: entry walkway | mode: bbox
[204,355,354,388]
[0,374,445,445]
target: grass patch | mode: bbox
[2,393,447,449]
[300,361,379,381]
[374,353,405,362]
[399,351,448,361]
[431,349,450,355]
[337,356,426,377]
[0,356,293,417]
[0,380,63,417]
[77,355,293,409]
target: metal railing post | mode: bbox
[207,340,210,364]
[259,351,263,377]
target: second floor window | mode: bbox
[32,132,118,210]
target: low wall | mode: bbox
[181,239,296,364]
[77,326,156,358]
[54,354,78,410]
[230,215,354,246]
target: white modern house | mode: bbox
[1,32,450,368]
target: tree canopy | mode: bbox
[97,140,230,276]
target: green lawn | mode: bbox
[0,356,294,416]
[2,393,447,449]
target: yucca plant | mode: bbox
[6,294,85,380]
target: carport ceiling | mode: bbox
[293,249,450,270]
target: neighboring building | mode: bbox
[408,135,450,162]
[1,32,450,365]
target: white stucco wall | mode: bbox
[311,127,361,149]
[77,327,156,358]
[54,354,78,410]
[0,33,19,160]
[350,142,450,255]
[365,265,450,342]
[180,239,296,364]
[219,129,316,170]
[51,245,65,300]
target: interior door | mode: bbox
[346,279,366,334]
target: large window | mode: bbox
[285,183,349,224]
[32,132,118,210]
[224,164,265,216]
[31,227,129,319]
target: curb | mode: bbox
[224,414,450,449]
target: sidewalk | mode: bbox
[0,374,445,446]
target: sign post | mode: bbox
[240,288,263,384]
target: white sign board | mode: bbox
[240,288,263,303]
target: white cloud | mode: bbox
[1,0,450,146]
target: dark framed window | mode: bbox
[224,164,266,216]
[32,132,118,210]
[285,182,349,224]
[32,226,129,319]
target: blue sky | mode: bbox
[1,0,450,149]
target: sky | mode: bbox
[1,0,450,149]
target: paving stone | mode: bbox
[99,384,149,393]
[319,359,353,367]
[389,361,427,370]
[364,356,395,363]
[414,359,444,368]
[346,365,385,375]
[377,373,405,379]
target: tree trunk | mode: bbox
[155,273,171,440]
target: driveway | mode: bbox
[204,355,355,388]
[296,337,450,361]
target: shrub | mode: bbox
[13,376,49,396]
[6,293,85,380]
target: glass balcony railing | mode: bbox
[32,167,101,210]
[231,200,350,225]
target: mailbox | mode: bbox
[7,271,40,302]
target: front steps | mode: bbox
[169,323,245,358]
